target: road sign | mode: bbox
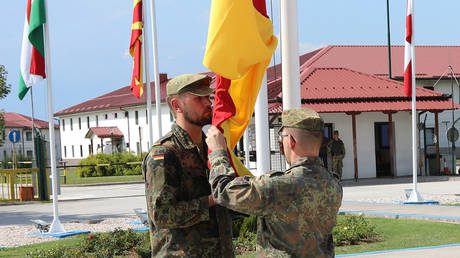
[447,127,459,142]
[8,130,20,143]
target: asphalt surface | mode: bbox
[1,176,460,257]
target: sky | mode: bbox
[1,0,460,122]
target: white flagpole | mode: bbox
[148,0,162,139]
[243,130,250,168]
[142,0,154,148]
[43,0,65,233]
[255,74,270,176]
[30,88,36,165]
[408,0,423,202]
[280,0,301,109]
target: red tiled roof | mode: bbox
[3,112,58,129]
[55,74,170,116]
[85,127,124,138]
[269,67,459,113]
[301,45,460,79]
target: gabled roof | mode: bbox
[270,67,458,113]
[300,45,460,79]
[3,112,58,129]
[55,74,170,116]
[85,127,123,138]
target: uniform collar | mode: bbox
[171,123,206,150]
[287,156,323,172]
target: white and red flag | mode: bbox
[404,0,414,97]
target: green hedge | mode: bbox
[77,152,143,177]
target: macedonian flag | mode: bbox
[129,0,143,98]
[203,0,277,176]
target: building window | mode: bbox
[70,118,73,131]
[3,150,7,159]
[80,145,83,157]
[2,130,5,140]
[114,113,118,119]
[105,114,108,119]
[88,145,92,155]
[26,131,32,141]
[87,116,90,128]
[425,128,435,146]
[96,115,99,127]
[135,111,139,125]
[125,111,129,118]
[62,120,65,131]
[72,145,75,157]
[78,117,82,129]
[27,150,33,158]
[64,146,67,158]
[145,110,148,124]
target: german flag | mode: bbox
[129,0,143,98]
[203,0,277,176]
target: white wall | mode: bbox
[58,103,173,161]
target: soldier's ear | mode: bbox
[170,97,183,114]
[289,135,296,150]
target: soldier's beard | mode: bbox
[183,107,212,126]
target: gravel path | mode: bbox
[0,216,146,248]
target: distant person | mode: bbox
[330,130,345,180]
[319,136,329,169]
[206,107,343,257]
[142,74,234,257]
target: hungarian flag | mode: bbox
[404,0,414,97]
[19,0,46,100]
[203,0,277,176]
[129,0,143,98]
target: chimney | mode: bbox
[160,73,168,83]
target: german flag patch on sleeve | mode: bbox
[153,154,165,160]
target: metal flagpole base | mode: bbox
[406,188,423,202]
[48,218,65,234]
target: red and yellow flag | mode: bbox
[129,0,143,98]
[203,0,277,176]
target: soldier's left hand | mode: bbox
[206,126,227,152]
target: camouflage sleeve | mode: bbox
[209,149,287,216]
[144,147,209,229]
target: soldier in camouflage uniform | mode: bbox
[206,107,343,257]
[330,130,345,180]
[142,74,234,257]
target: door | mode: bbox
[375,122,391,177]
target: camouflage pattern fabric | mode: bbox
[330,139,345,179]
[278,107,324,133]
[142,123,234,257]
[209,149,343,257]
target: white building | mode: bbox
[0,112,61,166]
[55,74,173,165]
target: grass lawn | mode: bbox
[236,217,460,257]
[60,168,143,185]
[2,217,460,257]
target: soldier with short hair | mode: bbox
[142,73,234,257]
[206,107,343,257]
[330,130,345,180]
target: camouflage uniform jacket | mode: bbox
[142,124,234,257]
[209,150,343,257]
[330,139,345,160]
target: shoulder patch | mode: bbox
[152,143,161,147]
[153,154,165,160]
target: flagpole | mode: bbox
[30,87,36,166]
[408,0,422,202]
[43,0,65,233]
[280,0,301,109]
[255,74,270,176]
[148,0,162,139]
[141,0,154,148]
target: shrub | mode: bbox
[333,215,381,246]
[77,152,142,177]
[80,228,145,257]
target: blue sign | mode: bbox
[8,130,20,143]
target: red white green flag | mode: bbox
[129,0,143,98]
[19,0,46,100]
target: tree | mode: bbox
[0,64,11,147]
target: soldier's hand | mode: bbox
[208,195,216,207]
[206,126,227,152]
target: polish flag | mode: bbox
[404,0,414,97]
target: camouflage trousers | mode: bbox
[332,158,343,179]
